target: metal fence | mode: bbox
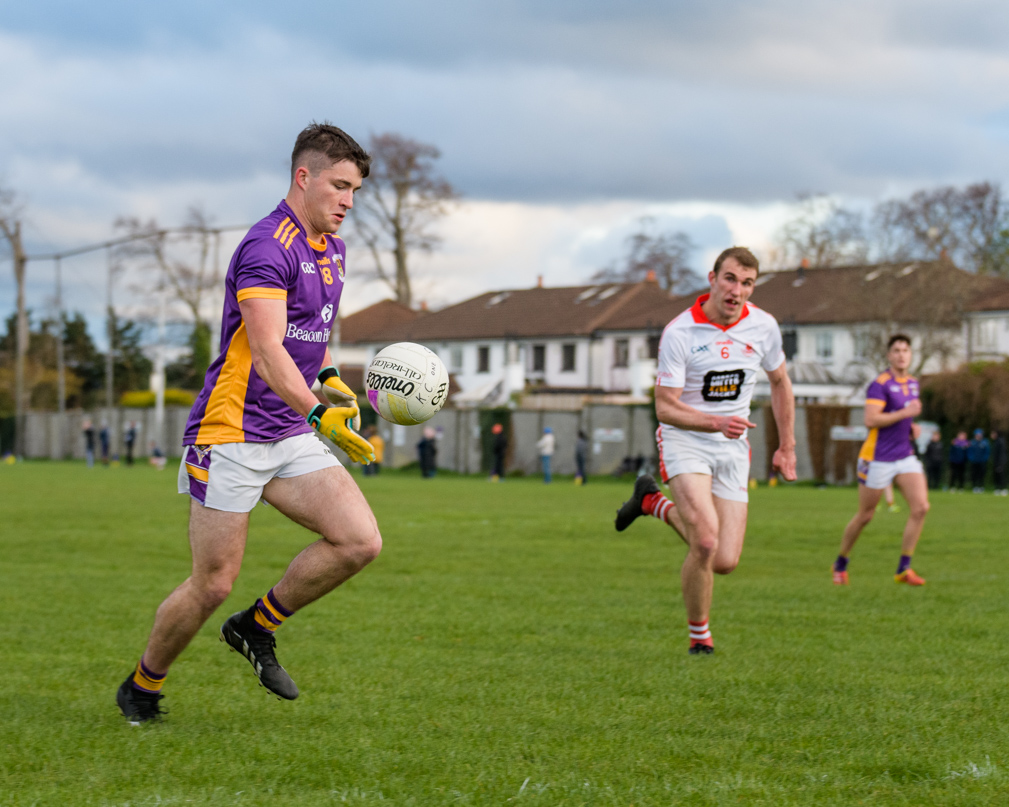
[16,403,866,483]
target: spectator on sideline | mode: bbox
[369,427,385,475]
[82,419,96,468]
[991,430,1007,496]
[490,423,507,481]
[923,431,944,490]
[949,431,968,491]
[124,421,137,466]
[575,429,589,485]
[99,421,110,465]
[417,427,437,478]
[968,428,990,493]
[148,441,167,470]
[537,426,555,484]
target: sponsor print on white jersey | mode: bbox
[656,294,785,441]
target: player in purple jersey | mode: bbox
[834,334,930,587]
[117,123,382,724]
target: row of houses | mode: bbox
[333,260,1009,408]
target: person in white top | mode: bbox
[615,247,797,654]
[536,427,556,483]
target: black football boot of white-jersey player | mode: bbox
[615,473,661,532]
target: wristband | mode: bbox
[318,366,340,384]
[307,403,327,429]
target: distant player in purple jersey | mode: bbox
[117,123,382,724]
[834,334,930,587]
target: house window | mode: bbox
[614,339,629,368]
[647,335,660,360]
[450,347,464,372]
[854,332,873,361]
[782,330,798,361]
[532,344,546,372]
[477,346,490,373]
[562,343,576,372]
[815,331,833,365]
[975,319,998,351]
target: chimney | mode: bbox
[536,275,543,288]
[645,269,657,283]
[420,300,428,312]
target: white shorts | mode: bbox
[858,454,924,489]
[657,427,750,503]
[177,432,341,513]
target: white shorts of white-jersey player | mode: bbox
[654,248,797,650]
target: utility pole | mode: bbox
[2,219,28,458]
[105,246,115,412]
[153,282,167,455]
[55,255,66,457]
[211,229,222,361]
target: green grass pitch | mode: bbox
[2,463,1008,805]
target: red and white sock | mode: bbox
[641,491,675,525]
[688,620,713,648]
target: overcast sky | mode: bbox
[3,1,1009,342]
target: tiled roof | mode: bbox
[339,281,684,344]
[339,299,422,344]
[338,262,1009,348]
[746,260,1009,325]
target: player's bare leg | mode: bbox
[263,465,382,609]
[143,504,249,672]
[711,496,748,574]
[833,485,884,584]
[893,472,929,556]
[892,472,929,584]
[218,465,381,700]
[839,485,884,557]
[670,473,749,652]
[117,505,249,723]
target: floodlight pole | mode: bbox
[153,281,166,455]
[55,255,66,458]
[105,246,115,412]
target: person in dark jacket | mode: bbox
[990,430,1007,496]
[417,427,437,478]
[948,431,968,491]
[490,423,507,481]
[968,428,990,493]
[575,430,589,485]
[923,431,944,490]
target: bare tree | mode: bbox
[115,207,220,325]
[873,182,1009,275]
[114,207,222,380]
[594,217,700,294]
[0,188,27,455]
[773,194,869,269]
[351,133,458,308]
[842,261,973,378]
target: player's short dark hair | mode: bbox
[291,122,371,180]
[713,246,760,277]
[887,334,912,350]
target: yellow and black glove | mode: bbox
[307,403,375,465]
[316,365,357,406]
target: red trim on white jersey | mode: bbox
[690,294,752,331]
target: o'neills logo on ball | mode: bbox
[366,371,416,397]
[369,358,424,381]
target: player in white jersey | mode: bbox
[615,247,797,654]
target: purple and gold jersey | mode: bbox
[857,371,919,463]
[184,200,345,446]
